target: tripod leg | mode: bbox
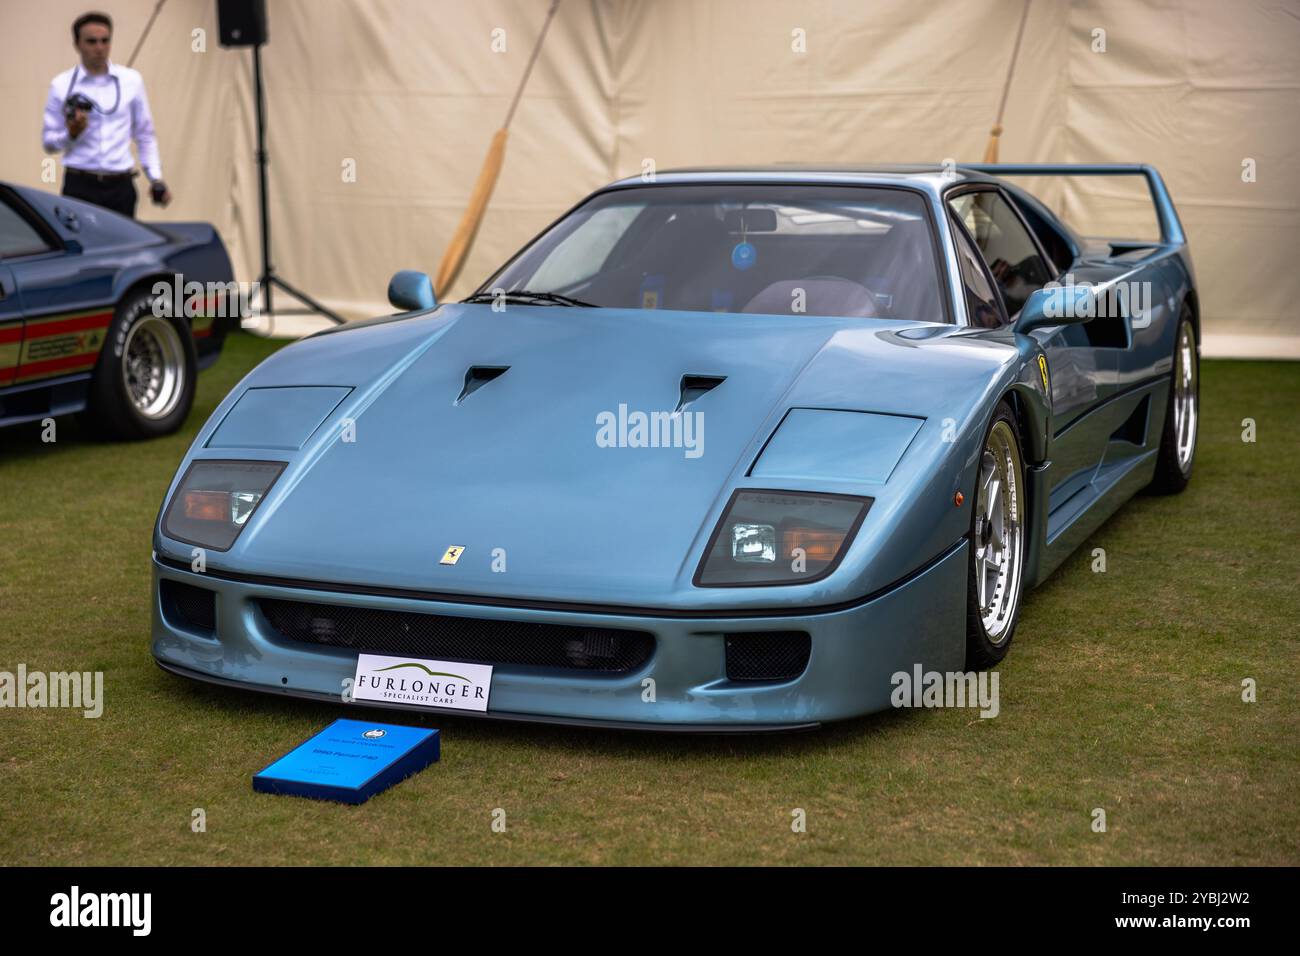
[271,276,348,325]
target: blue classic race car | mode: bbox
[0,183,237,438]
[151,163,1198,731]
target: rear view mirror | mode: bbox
[387,270,436,312]
[724,208,778,234]
[1015,284,1095,334]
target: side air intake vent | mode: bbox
[1109,394,1151,446]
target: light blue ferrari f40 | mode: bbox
[151,164,1198,731]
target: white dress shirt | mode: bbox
[42,60,163,181]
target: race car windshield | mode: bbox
[478,185,947,323]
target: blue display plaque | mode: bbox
[253,719,440,804]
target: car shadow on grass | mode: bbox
[0,415,94,459]
[0,413,190,462]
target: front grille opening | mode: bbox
[259,600,654,675]
[725,631,811,682]
[161,580,217,634]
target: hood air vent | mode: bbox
[676,374,726,413]
[456,366,509,405]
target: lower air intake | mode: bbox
[259,600,654,674]
[724,631,812,682]
[162,580,217,634]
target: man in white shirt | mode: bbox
[42,11,172,219]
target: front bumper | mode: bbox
[150,542,968,731]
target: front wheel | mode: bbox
[85,289,197,440]
[965,401,1027,670]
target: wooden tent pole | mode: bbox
[435,0,562,297]
[983,0,1033,163]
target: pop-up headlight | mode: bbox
[162,460,285,551]
[695,490,872,586]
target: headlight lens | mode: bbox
[731,523,777,563]
[695,490,872,586]
[161,460,285,551]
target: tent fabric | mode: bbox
[1,0,1296,356]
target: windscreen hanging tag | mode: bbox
[731,209,757,271]
[731,240,756,271]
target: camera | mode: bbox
[63,92,95,121]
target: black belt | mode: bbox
[66,168,137,182]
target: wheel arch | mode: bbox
[1002,383,1048,466]
[1181,288,1201,345]
[109,271,206,345]
[1000,382,1051,590]
[113,271,179,312]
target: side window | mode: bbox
[950,215,1005,329]
[947,190,1051,317]
[1010,194,1074,274]
[0,199,53,258]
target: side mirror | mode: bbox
[387,270,436,312]
[1015,284,1095,335]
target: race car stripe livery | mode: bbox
[8,307,113,385]
[0,301,216,387]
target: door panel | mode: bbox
[11,252,115,385]
[1034,316,1117,508]
[1,191,115,385]
[0,265,21,387]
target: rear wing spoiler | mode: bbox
[963,163,1185,246]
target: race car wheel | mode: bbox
[965,400,1026,670]
[1145,308,1198,495]
[85,287,197,440]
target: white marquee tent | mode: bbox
[2,0,1297,356]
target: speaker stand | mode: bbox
[248,42,345,330]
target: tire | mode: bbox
[1145,307,1198,495]
[965,400,1028,670]
[84,288,197,440]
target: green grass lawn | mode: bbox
[1,332,1297,865]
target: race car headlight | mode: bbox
[694,490,872,586]
[161,459,285,551]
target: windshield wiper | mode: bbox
[463,290,597,308]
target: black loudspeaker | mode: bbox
[217,0,268,47]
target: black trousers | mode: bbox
[62,170,137,219]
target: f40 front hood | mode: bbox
[161,305,1023,610]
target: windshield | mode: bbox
[479,185,948,322]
